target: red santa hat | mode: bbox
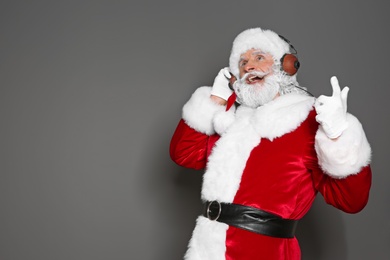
[229,28,291,78]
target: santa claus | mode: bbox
[170,27,372,260]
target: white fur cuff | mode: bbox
[315,113,371,178]
[182,87,226,135]
[213,108,236,135]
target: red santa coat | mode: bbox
[170,87,372,260]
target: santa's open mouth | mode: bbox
[246,74,266,84]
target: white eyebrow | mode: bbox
[239,57,246,63]
[251,51,266,56]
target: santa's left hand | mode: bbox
[314,76,349,139]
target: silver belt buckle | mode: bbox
[206,201,221,221]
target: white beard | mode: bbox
[233,72,280,108]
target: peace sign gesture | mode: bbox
[314,76,349,139]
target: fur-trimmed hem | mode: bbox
[184,216,228,260]
[182,87,226,135]
[315,113,371,178]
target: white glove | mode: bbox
[210,67,233,101]
[314,76,349,139]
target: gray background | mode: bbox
[1,0,389,259]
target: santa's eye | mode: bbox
[256,55,264,61]
[239,60,247,67]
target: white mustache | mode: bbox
[240,71,270,82]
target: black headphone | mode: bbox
[278,35,300,76]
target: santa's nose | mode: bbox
[244,64,255,73]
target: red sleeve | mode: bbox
[312,165,372,213]
[170,119,220,170]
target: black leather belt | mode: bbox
[203,201,298,238]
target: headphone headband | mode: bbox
[278,35,298,54]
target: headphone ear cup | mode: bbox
[281,54,300,76]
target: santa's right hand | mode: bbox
[210,67,233,101]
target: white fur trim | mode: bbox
[213,107,236,135]
[253,94,315,140]
[229,28,290,78]
[182,87,226,135]
[202,106,259,202]
[184,216,228,260]
[315,113,371,178]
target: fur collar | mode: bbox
[251,93,315,140]
[214,93,315,138]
